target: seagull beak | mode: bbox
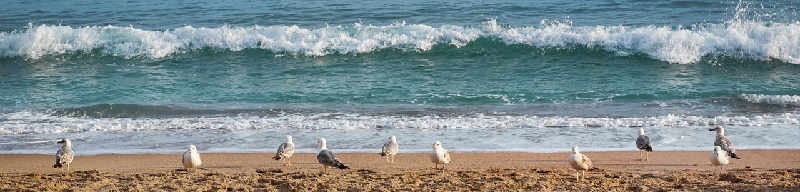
[57,140,64,144]
[708,128,715,131]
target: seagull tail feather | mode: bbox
[645,145,653,152]
[53,163,62,168]
[273,154,283,160]
[729,152,741,159]
[333,161,349,169]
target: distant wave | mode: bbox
[739,94,800,106]
[1,19,799,64]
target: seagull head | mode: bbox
[571,146,580,154]
[709,126,724,135]
[433,141,442,148]
[389,136,397,142]
[188,145,197,151]
[639,127,645,135]
[57,138,71,147]
[318,138,327,150]
[286,135,293,143]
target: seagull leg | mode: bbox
[576,171,580,181]
[287,157,292,168]
[645,151,649,161]
[581,170,586,181]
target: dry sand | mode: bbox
[1,150,799,191]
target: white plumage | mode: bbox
[380,136,399,163]
[182,145,202,169]
[710,146,730,173]
[53,138,74,172]
[568,146,593,181]
[431,141,451,169]
[273,135,295,167]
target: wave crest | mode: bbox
[739,94,800,106]
[1,20,799,64]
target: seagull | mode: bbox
[53,138,74,172]
[636,127,653,161]
[568,146,593,181]
[316,138,349,173]
[431,141,451,169]
[379,136,399,163]
[710,146,730,173]
[709,126,740,159]
[273,135,295,167]
[182,145,202,169]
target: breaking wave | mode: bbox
[1,19,799,64]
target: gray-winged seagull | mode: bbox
[568,145,593,181]
[53,138,74,172]
[316,138,349,173]
[636,127,653,161]
[273,135,295,167]
[380,136,399,163]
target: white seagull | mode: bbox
[709,126,740,159]
[379,136,399,163]
[568,146,593,181]
[710,146,730,173]
[431,141,451,169]
[636,127,653,161]
[316,138,349,173]
[182,145,202,169]
[53,138,74,172]
[273,135,295,167]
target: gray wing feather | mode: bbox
[55,149,63,165]
[381,142,392,156]
[55,148,73,167]
[636,135,651,149]
[317,150,337,165]
[274,143,293,160]
[317,149,349,169]
[716,136,734,153]
[276,143,287,154]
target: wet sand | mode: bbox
[1,150,799,191]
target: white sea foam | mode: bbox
[2,111,799,135]
[1,20,799,64]
[1,111,799,154]
[739,94,800,106]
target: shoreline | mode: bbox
[2,149,799,173]
[2,150,799,191]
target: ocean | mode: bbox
[0,0,799,154]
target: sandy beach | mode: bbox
[1,150,799,191]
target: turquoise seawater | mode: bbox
[1,0,799,154]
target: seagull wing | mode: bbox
[636,135,653,151]
[274,143,288,160]
[317,150,349,169]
